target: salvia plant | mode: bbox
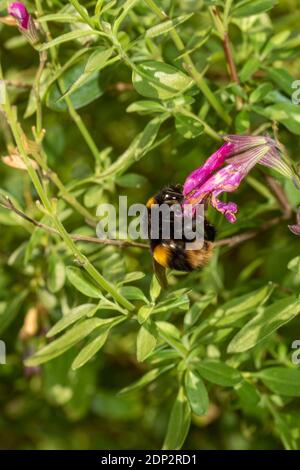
[0,0,300,450]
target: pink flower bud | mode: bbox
[8,2,40,46]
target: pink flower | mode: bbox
[183,135,296,223]
[8,2,40,45]
[8,2,29,29]
[288,208,300,236]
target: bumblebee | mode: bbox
[146,184,216,288]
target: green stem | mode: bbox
[1,67,133,312]
[35,0,100,162]
[145,0,231,125]
[34,50,47,140]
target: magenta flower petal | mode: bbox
[184,146,269,206]
[288,208,300,236]
[183,142,235,196]
[8,2,29,29]
[8,2,40,45]
[182,134,298,224]
[288,224,300,236]
[211,193,238,223]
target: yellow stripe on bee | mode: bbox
[153,244,170,268]
[146,196,156,208]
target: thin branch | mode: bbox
[211,6,242,110]
[265,175,292,217]
[1,196,291,253]
[0,197,149,250]
[214,214,290,249]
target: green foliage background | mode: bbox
[1,0,300,450]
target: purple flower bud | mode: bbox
[8,2,40,46]
[183,135,298,223]
[8,2,29,29]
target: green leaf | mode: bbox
[184,291,216,327]
[228,296,300,353]
[163,387,191,450]
[118,286,148,303]
[215,284,274,328]
[136,323,157,362]
[253,103,300,135]
[235,109,250,133]
[72,330,109,370]
[257,367,300,397]
[47,303,98,337]
[47,254,66,293]
[266,68,295,96]
[150,275,161,302]
[47,62,103,111]
[39,29,100,50]
[118,272,146,285]
[239,57,260,82]
[153,294,190,314]
[66,267,102,299]
[105,114,168,176]
[175,113,204,139]
[233,0,277,18]
[127,100,165,115]
[185,370,209,415]
[115,173,148,189]
[235,380,261,409]
[146,14,193,38]
[137,305,154,324]
[85,47,114,73]
[83,185,104,208]
[71,316,124,370]
[0,291,28,335]
[156,321,188,357]
[132,61,193,100]
[288,256,300,274]
[118,365,173,395]
[249,82,273,104]
[196,360,242,387]
[26,318,106,366]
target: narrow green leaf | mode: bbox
[66,267,102,298]
[118,286,148,303]
[196,360,242,387]
[47,303,98,337]
[136,324,157,362]
[26,318,106,366]
[240,57,260,82]
[228,296,300,353]
[146,14,193,38]
[72,330,109,370]
[233,0,277,18]
[47,254,66,294]
[185,370,209,416]
[85,47,113,73]
[257,367,300,397]
[39,30,100,50]
[163,387,191,450]
[118,365,173,395]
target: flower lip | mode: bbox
[8,2,30,29]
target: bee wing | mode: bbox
[153,258,168,290]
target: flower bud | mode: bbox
[8,2,40,46]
